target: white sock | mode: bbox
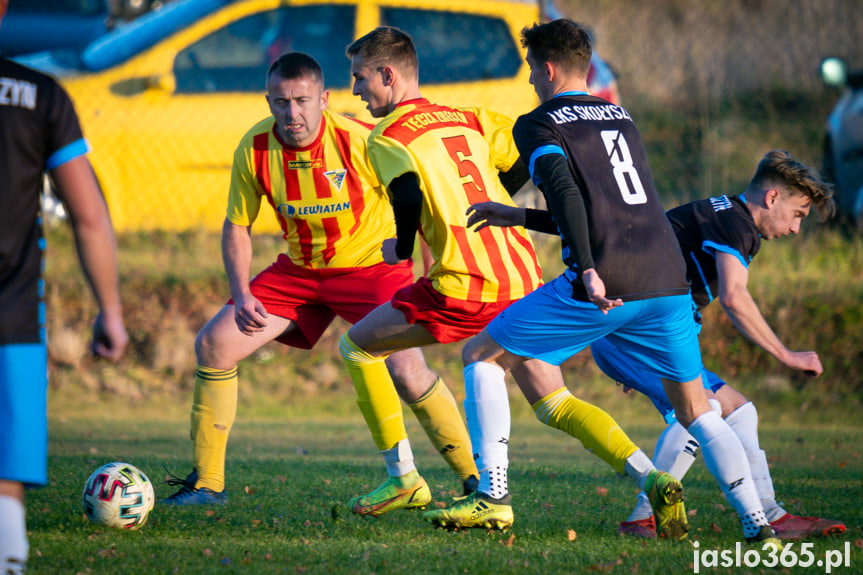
[687,410,769,539]
[724,402,785,521]
[0,495,28,575]
[624,400,719,523]
[382,438,416,478]
[623,449,654,490]
[464,361,510,499]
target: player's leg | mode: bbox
[331,262,478,498]
[518,359,686,539]
[665,376,779,544]
[625,295,775,543]
[340,303,439,516]
[426,279,686,537]
[716,386,846,539]
[422,328,516,530]
[0,481,26,575]
[0,343,47,574]
[162,304,292,505]
[593,336,724,536]
[387,348,479,493]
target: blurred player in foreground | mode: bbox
[0,0,128,570]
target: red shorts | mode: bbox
[391,277,516,344]
[232,254,413,349]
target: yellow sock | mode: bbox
[409,377,479,482]
[191,365,238,492]
[339,333,407,451]
[533,387,638,474]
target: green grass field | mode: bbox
[29,399,863,575]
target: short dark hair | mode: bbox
[520,19,592,78]
[346,26,418,80]
[267,52,323,85]
[748,150,836,221]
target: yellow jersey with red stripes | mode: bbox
[369,99,542,303]
[227,110,392,269]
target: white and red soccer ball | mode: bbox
[82,462,155,530]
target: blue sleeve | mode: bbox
[46,138,89,171]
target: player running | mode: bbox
[340,27,684,536]
[161,52,478,506]
[590,150,845,540]
[425,19,781,546]
[339,25,545,519]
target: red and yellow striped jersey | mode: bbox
[369,99,542,303]
[227,111,393,269]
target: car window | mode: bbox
[173,5,356,94]
[380,8,521,85]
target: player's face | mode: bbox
[526,49,552,102]
[266,73,328,148]
[760,190,812,240]
[351,55,390,118]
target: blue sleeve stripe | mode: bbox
[688,252,714,304]
[703,240,748,269]
[46,139,90,171]
[528,145,565,185]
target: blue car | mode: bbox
[0,0,165,57]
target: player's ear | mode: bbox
[765,188,780,207]
[544,61,555,82]
[320,89,330,110]
[380,65,395,87]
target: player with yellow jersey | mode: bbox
[163,52,479,506]
[340,27,546,518]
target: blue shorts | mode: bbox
[0,343,48,486]
[487,275,703,383]
[591,336,727,424]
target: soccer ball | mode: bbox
[82,462,155,530]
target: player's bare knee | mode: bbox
[462,335,486,365]
[194,325,231,367]
[386,350,435,400]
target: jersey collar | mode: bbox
[396,98,430,109]
[554,90,589,98]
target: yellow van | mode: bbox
[24,0,540,232]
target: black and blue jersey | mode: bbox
[666,194,761,310]
[512,92,689,302]
[0,58,87,344]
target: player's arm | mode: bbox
[221,219,268,335]
[385,172,423,264]
[533,153,622,313]
[466,201,558,234]
[716,251,822,376]
[51,155,127,361]
[498,157,531,197]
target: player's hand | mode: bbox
[466,202,525,231]
[234,294,269,336]
[582,268,623,314]
[381,238,407,265]
[784,350,823,378]
[91,312,128,361]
